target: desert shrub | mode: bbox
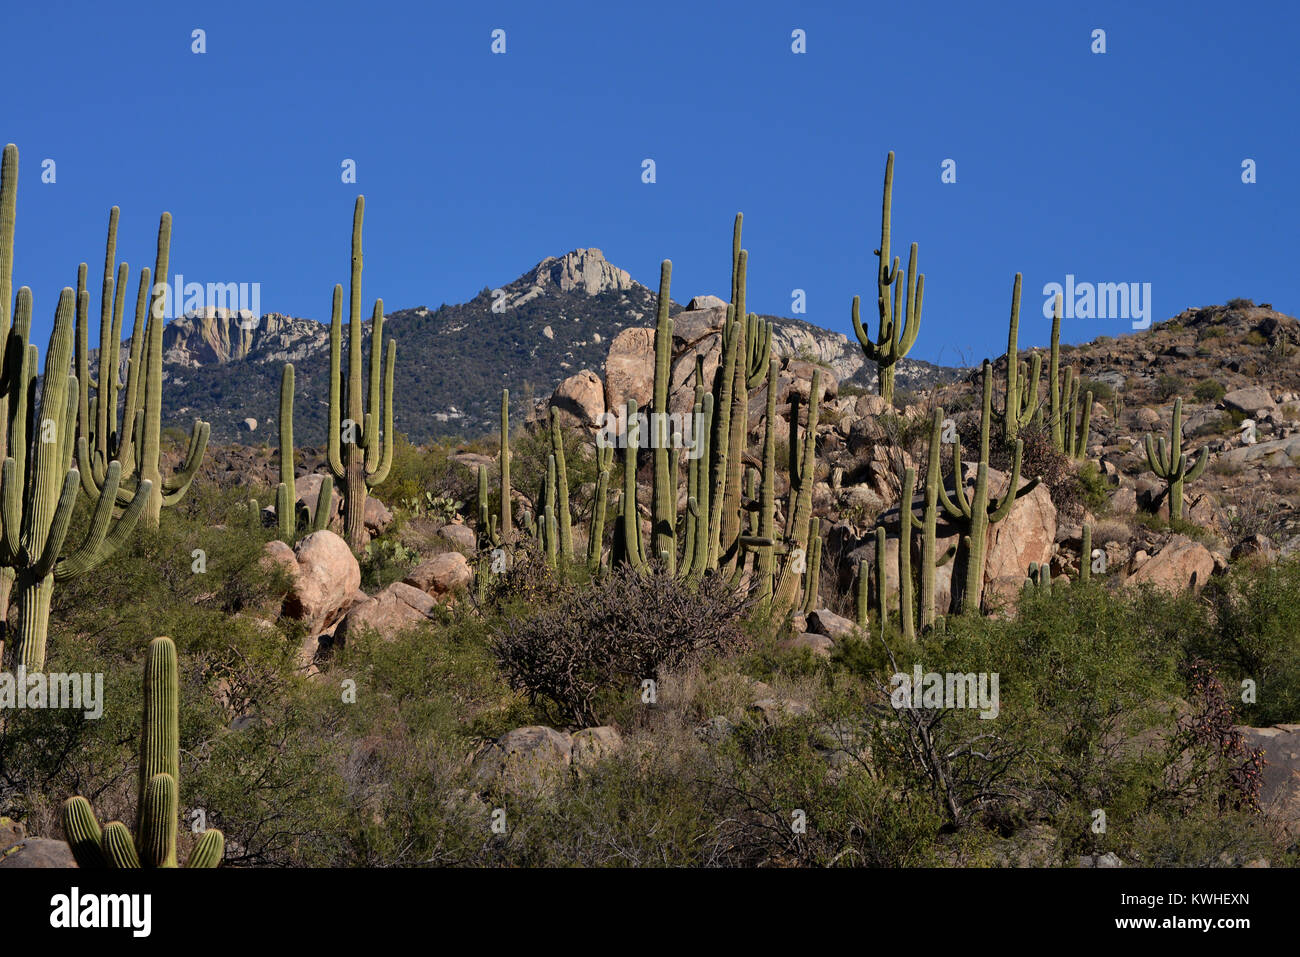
[1191,558,1300,725]
[1154,373,1183,401]
[1226,298,1255,311]
[1198,325,1228,341]
[493,564,750,725]
[1194,379,1226,403]
[1242,330,1267,347]
[986,424,1082,519]
[1077,376,1115,404]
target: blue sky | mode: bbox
[5,0,1296,367]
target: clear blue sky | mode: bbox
[5,0,1296,367]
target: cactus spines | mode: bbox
[1003,274,1042,441]
[548,406,574,563]
[853,152,922,406]
[897,466,917,641]
[587,439,614,572]
[499,388,512,538]
[1143,397,1209,523]
[2,287,152,670]
[771,370,822,617]
[854,558,870,628]
[649,260,677,574]
[62,637,224,868]
[937,361,1041,615]
[801,517,822,614]
[920,408,958,631]
[1080,523,1093,584]
[326,197,396,550]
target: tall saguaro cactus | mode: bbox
[771,370,822,617]
[853,152,922,405]
[276,363,331,541]
[326,197,396,549]
[1143,397,1209,523]
[1002,273,1042,441]
[937,362,1040,615]
[63,637,224,868]
[648,260,677,573]
[0,147,152,670]
[73,209,209,526]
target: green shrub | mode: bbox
[1194,379,1226,403]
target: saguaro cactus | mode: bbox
[648,260,677,573]
[771,370,822,617]
[1143,397,1209,523]
[853,152,922,405]
[937,361,1040,614]
[587,439,614,573]
[920,408,958,631]
[67,204,208,526]
[498,389,512,539]
[63,637,224,868]
[1002,274,1042,441]
[0,283,152,670]
[276,363,331,541]
[548,406,574,563]
[326,197,396,549]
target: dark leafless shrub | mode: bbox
[492,564,751,726]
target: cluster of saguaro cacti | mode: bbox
[853,152,922,406]
[937,361,1040,615]
[479,214,825,618]
[275,363,332,541]
[326,197,396,549]
[1143,397,1209,522]
[74,205,210,527]
[63,636,224,868]
[0,144,154,671]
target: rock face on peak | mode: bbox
[161,310,328,367]
[507,248,636,307]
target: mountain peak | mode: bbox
[504,248,638,309]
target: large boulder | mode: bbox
[334,581,440,645]
[982,472,1057,587]
[1236,724,1300,839]
[364,496,393,536]
[403,552,473,597]
[1223,386,1275,415]
[0,837,77,868]
[570,727,624,771]
[471,726,573,793]
[282,530,362,635]
[604,327,656,414]
[1124,535,1215,592]
[550,369,606,430]
[295,473,342,527]
[438,523,477,552]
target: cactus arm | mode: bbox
[31,470,80,579]
[100,822,141,868]
[138,774,179,868]
[56,478,151,581]
[159,421,210,501]
[1185,445,1210,483]
[364,299,384,466]
[62,796,108,868]
[364,337,396,486]
[186,829,225,868]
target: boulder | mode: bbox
[982,475,1057,587]
[471,726,573,793]
[404,552,473,596]
[806,608,857,641]
[778,633,834,658]
[550,369,606,430]
[570,726,624,770]
[1219,435,1300,469]
[604,327,656,414]
[0,837,77,868]
[1223,386,1274,415]
[282,530,362,635]
[364,496,393,536]
[1124,535,1215,592]
[1236,724,1300,839]
[295,473,342,526]
[438,523,477,552]
[333,581,440,644]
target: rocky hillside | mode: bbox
[120,248,961,444]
